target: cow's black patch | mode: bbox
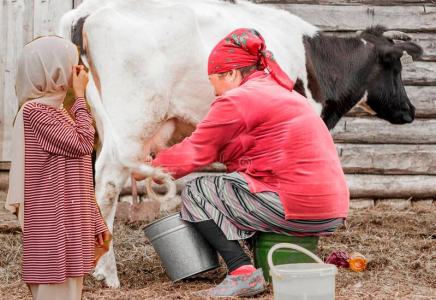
[220,0,236,3]
[72,16,88,55]
[293,78,306,98]
[301,26,423,129]
[303,33,373,129]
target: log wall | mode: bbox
[1,0,435,201]
[254,0,436,200]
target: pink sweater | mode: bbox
[153,71,349,220]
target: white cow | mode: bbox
[60,0,318,287]
[60,0,421,287]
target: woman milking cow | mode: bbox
[133,28,349,297]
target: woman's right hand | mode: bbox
[132,155,154,181]
[72,65,89,98]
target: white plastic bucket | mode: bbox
[268,243,338,300]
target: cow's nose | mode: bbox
[402,112,414,123]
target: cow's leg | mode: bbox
[92,119,180,287]
[82,7,199,287]
[92,150,129,288]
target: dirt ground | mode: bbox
[1,203,435,300]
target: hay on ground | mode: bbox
[1,203,435,299]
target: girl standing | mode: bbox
[6,36,109,300]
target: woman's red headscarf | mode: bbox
[208,28,294,92]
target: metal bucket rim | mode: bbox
[142,212,181,234]
[147,224,189,243]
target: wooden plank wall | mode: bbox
[128,0,436,202]
[254,0,436,200]
[134,0,435,201]
[1,0,435,202]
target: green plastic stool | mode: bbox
[253,232,319,282]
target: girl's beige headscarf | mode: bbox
[5,36,79,228]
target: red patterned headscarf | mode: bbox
[208,28,294,92]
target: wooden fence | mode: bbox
[1,0,436,204]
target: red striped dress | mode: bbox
[21,97,107,284]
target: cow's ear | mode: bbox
[378,45,398,65]
[393,42,423,61]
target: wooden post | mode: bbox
[131,175,138,205]
[1,0,34,162]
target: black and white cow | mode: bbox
[302,27,422,129]
[60,0,423,287]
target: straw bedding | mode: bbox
[1,203,434,300]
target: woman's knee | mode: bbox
[181,176,204,202]
[182,175,217,205]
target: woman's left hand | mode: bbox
[95,230,111,248]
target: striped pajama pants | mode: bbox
[180,172,344,241]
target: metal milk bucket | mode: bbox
[143,213,220,282]
[268,243,337,300]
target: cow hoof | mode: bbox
[92,270,106,281]
[105,275,121,288]
[91,269,121,288]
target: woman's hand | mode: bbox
[72,65,89,98]
[132,155,153,181]
[95,230,111,248]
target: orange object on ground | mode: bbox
[348,252,367,272]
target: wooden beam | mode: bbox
[0,161,222,173]
[119,144,436,184]
[402,62,436,86]
[269,4,436,32]
[197,162,226,172]
[337,144,436,175]
[406,33,436,62]
[375,199,412,209]
[0,162,11,171]
[346,174,436,198]
[122,173,436,199]
[332,117,436,144]
[347,86,436,118]
[0,172,8,191]
[253,0,434,6]
[349,199,374,210]
[325,33,436,62]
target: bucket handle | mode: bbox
[267,243,324,280]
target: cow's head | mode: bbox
[358,26,423,124]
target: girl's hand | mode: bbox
[95,230,111,248]
[72,65,89,98]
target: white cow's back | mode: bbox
[68,0,320,128]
